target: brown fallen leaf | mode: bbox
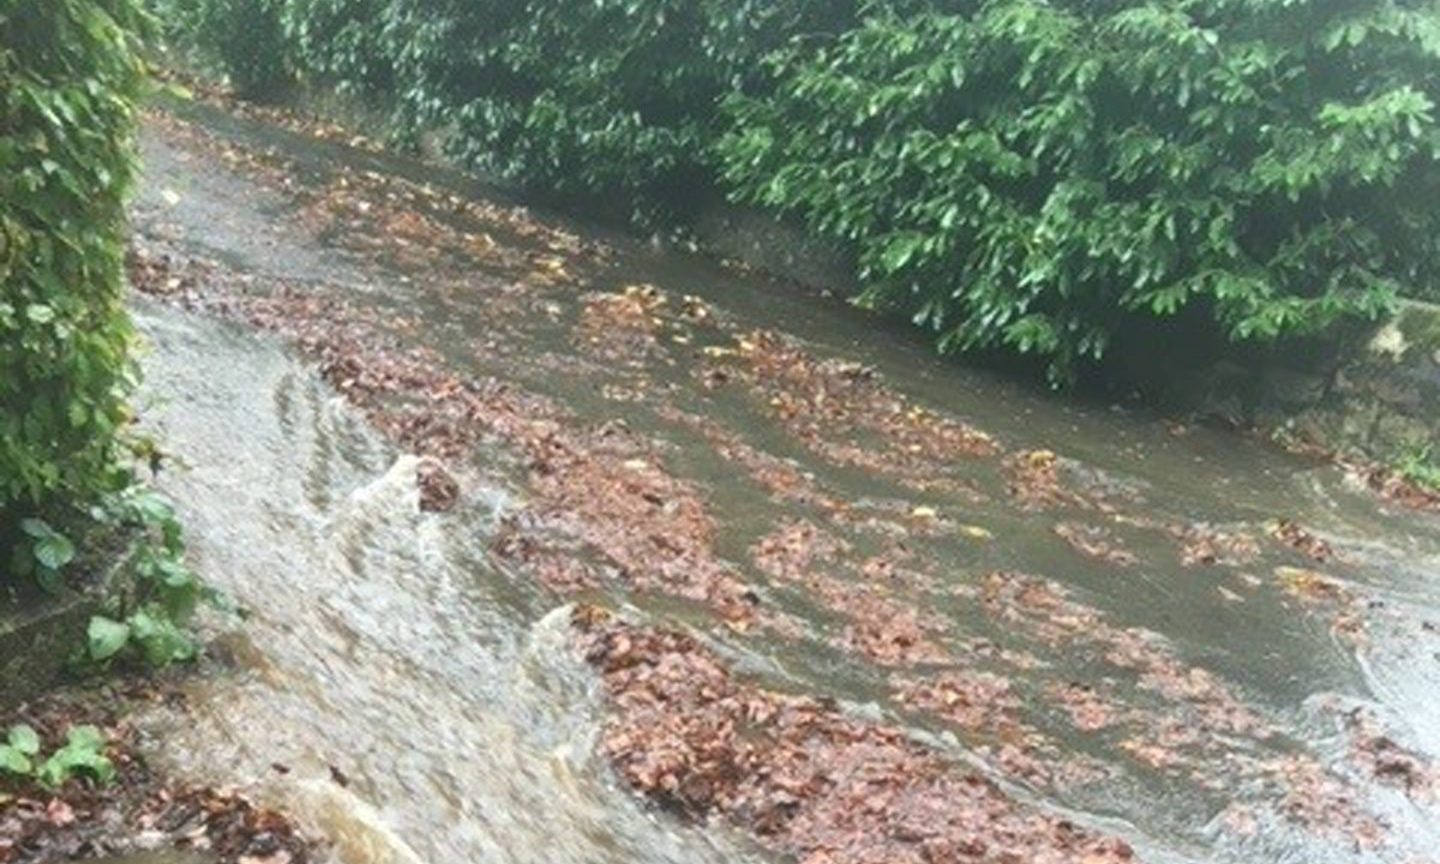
[45,798,75,827]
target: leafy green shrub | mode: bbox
[12,519,78,594]
[156,0,1440,377]
[1,0,147,533]
[10,492,205,668]
[719,0,1438,379]
[1394,440,1440,492]
[9,491,207,669]
[149,0,290,97]
[421,0,858,219]
[162,0,856,218]
[198,0,291,98]
[2,0,206,666]
[281,0,394,97]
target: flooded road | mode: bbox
[129,97,1440,864]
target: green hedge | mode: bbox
[1,0,148,533]
[163,0,1440,379]
[719,2,1440,377]
[156,0,862,218]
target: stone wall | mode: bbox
[1286,301,1440,458]
[0,592,94,708]
[691,204,857,295]
[1,533,134,708]
[1170,300,1440,461]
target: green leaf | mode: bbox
[65,725,105,751]
[0,745,32,776]
[33,532,76,571]
[8,724,41,756]
[879,233,926,273]
[87,616,131,661]
[129,609,197,666]
[20,519,51,540]
[35,565,65,596]
[0,743,33,777]
[36,726,114,788]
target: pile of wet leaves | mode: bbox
[751,519,949,666]
[572,606,1136,864]
[701,330,997,496]
[1276,438,1440,513]
[0,684,312,864]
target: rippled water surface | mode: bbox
[131,98,1440,864]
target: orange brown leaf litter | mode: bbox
[1047,682,1120,732]
[143,108,605,299]
[655,405,846,510]
[1275,566,1370,644]
[702,330,998,494]
[1268,518,1336,563]
[1109,513,1261,567]
[577,285,669,365]
[1053,521,1139,567]
[751,521,950,665]
[1341,707,1437,800]
[978,571,1273,746]
[0,688,313,864]
[1003,450,1095,511]
[748,522,1120,791]
[130,242,1405,853]
[1347,459,1440,512]
[572,606,1138,864]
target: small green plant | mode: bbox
[5,485,207,668]
[0,725,40,776]
[85,486,208,667]
[1394,441,1440,493]
[0,724,116,788]
[10,519,78,594]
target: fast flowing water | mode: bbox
[129,98,1440,864]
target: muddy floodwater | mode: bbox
[127,97,1440,864]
